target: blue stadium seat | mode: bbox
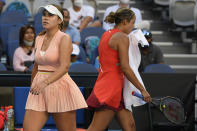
[90,46,98,65]
[0,24,23,54]
[7,25,24,65]
[7,40,19,66]
[0,11,28,25]
[14,86,86,128]
[14,87,57,128]
[8,25,23,41]
[0,11,27,53]
[80,27,105,47]
[77,46,87,63]
[34,13,44,35]
[69,63,98,73]
[80,27,104,61]
[144,64,175,73]
[0,63,7,71]
[77,87,85,125]
[6,1,31,17]
[34,13,42,24]
[14,87,30,127]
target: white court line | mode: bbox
[195,87,197,100]
[164,54,197,58]
[98,10,106,14]
[170,65,197,69]
[154,42,173,46]
[147,20,153,23]
[97,1,135,4]
[98,8,144,14]
[151,31,164,35]
[97,11,154,24]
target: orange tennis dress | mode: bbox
[25,30,87,112]
[86,29,124,111]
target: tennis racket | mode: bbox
[132,91,186,125]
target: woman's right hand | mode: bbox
[30,80,48,95]
[141,90,152,103]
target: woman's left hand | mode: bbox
[30,81,48,95]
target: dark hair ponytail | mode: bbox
[104,8,135,26]
[104,12,116,23]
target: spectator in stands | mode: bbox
[70,44,84,65]
[0,0,5,14]
[62,8,81,45]
[23,5,87,131]
[13,25,36,72]
[86,8,151,131]
[103,0,150,31]
[138,29,164,72]
[68,0,101,32]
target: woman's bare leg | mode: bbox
[115,109,136,131]
[52,111,76,131]
[23,110,49,131]
[87,108,115,131]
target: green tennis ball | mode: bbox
[163,105,166,108]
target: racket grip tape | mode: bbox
[131,91,144,99]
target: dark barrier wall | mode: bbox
[0,72,195,131]
[0,72,98,87]
[139,73,195,131]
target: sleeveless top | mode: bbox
[34,30,66,71]
[93,29,124,109]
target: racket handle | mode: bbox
[131,91,144,99]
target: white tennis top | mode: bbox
[123,31,146,112]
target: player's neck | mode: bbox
[45,28,59,38]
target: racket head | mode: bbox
[160,96,186,125]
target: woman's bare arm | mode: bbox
[31,62,38,84]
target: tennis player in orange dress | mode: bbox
[23,4,87,131]
[86,8,152,131]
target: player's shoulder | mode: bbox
[111,32,128,43]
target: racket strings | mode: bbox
[160,97,185,124]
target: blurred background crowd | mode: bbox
[0,0,196,130]
[0,0,196,74]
